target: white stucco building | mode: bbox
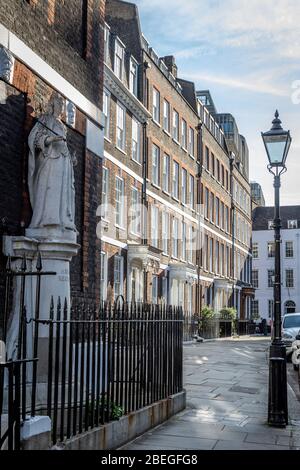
[252,206,300,322]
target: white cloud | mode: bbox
[184,72,290,97]
[136,0,300,58]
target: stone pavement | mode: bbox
[122,337,300,450]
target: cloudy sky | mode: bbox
[135,0,300,206]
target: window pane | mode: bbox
[132,118,140,163]
[163,100,170,132]
[189,128,194,156]
[152,144,160,186]
[286,241,294,258]
[181,169,187,204]
[115,177,124,227]
[172,161,179,199]
[153,88,160,123]
[181,119,187,149]
[173,110,179,141]
[162,154,170,193]
[116,103,125,151]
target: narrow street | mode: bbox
[122,338,300,450]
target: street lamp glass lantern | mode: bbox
[261,111,291,167]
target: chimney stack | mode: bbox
[160,55,177,78]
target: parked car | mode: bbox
[282,313,300,357]
[291,331,300,371]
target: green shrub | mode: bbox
[220,307,237,320]
[89,396,124,425]
[201,305,215,320]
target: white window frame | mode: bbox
[172,161,179,199]
[182,221,187,261]
[268,269,274,288]
[115,176,125,228]
[103,88,110,140]
[102,167,109,221]
[163,99,170,133]
[131,117,141,163]
[129,57,138,96]
[162,211,170,254]
[130,186,141,236]
[114,255,124,300]
[181,168,187,205]
[252,242,259,259]
[100,251,108,302]
[252,269,259,289]
[288,219,298,229]
[162,277,168,304]
[152,275,158,304]
[114,38,125,81]
[285,241,294,258]
[251,300,259,316]
[189,174,195,210]
[162,153,170,193]
[267,242,275,258]
[189,127,194,157]
[188,225,193,264]
[172,218,179,258]
[181,119,187,150]
[116,102,126,152]
[286,269,294,288]
[152,87,160,124]
[172,109,179,142]
[151,205,159,248]
[152,144,160,186]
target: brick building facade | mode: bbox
[103,0,254,318]
[0,0,106,323]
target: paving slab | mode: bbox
[121,338,300,451]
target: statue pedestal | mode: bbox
[2,233,79,380]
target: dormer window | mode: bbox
[114,38,124,80]
[129,57,138,96]
[288,219,298,229]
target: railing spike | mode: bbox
[64,297,68,320]
[21,253,27,272]
[36,251,42,272]
[6,255,11,271]
[50,296,54,320]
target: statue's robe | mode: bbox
[28,114,76,231]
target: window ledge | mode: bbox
[153,119,161,128]
[116,146,127,155]
[163,128,171,137]
[152,183,161,190]
[115,224,126,231]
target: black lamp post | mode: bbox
[261,111,292,428]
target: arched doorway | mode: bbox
[284,300,296,314]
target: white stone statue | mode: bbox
[28,93,77,235]
[0,46,14,83]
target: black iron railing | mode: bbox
[32,300,183,446]
[0,358,37,450]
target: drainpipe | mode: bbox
[139,58,150,302]
[230,153,235,309]
[196,122,203,318]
